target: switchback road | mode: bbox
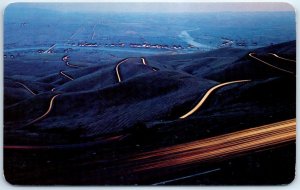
[115,57,155,82]
[62,55,81,68]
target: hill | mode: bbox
[4,41,296,145]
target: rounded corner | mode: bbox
[2,171,16,186]
[284,173,296,186]
[3,2,26,18]
[280,2,296,14]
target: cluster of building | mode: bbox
[4,55,15,59]
[129,43,183,50]
[220,37,258,48]
[76,42,126,47]
[67,42,183,50]
[37,49,54,54]
[235,40,258,47]
[78,42,98,47]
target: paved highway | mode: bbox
[141,57,158,71]
[249,53,294,75]
[44,44,56,53]
[115,58,128,82]
[62,55,81,68]
[115,57,155,82]
[179,80,251,119]
[66,61,80,68]
[15,82,37,95]
[60,71,74,81]
[141,57,147,65]
[4,118,295,184]
[130,118,295,172]
[268,53,296,63]
[25,94,61,126]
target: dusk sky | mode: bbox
[13,2,295,13]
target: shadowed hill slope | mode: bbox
[4,40,296,144]
[5,71,216,137]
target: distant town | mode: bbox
[3,39,261,59]
[74,41,184,50]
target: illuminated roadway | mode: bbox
[115,58,128,82]
[6,55,296,182]
[62,55,81,68]
[25,94,61,126]
[15,82,37,95]
[141,57,147,65]
[66,61,81,68]
[129,118,296,172]
[249,53,294,75]
[268,53,296,63]
[4,118,295,184]
[141,57,157,71]
[25,69,74,126]
[60,71,74,81]
[179,80,251,119]
[115,57,155,83]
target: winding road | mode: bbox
[25,94,61,126]
[5,53,296,184]
[62,55,82,68]
[268,53,296,63]
[60,71,74,81]
[15,82,37,95]
[115,57,155,82]
[115,58,128,82]
[14,56,78,127]
[66,61,81,68]
[249,53,295,75]
[179,80,251,119]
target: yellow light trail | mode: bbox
[141,57,147,65]
[115,57,156,82]
[25,94,61,126]
[141,57,157,71]
[66,61,80,68]
[179,80,251,119]
[268,53,296,63]
[15,82,37,95]
[60,71,74,81]
[130,118,295,172]
[115,59,128,83]
[249,53,294,75]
